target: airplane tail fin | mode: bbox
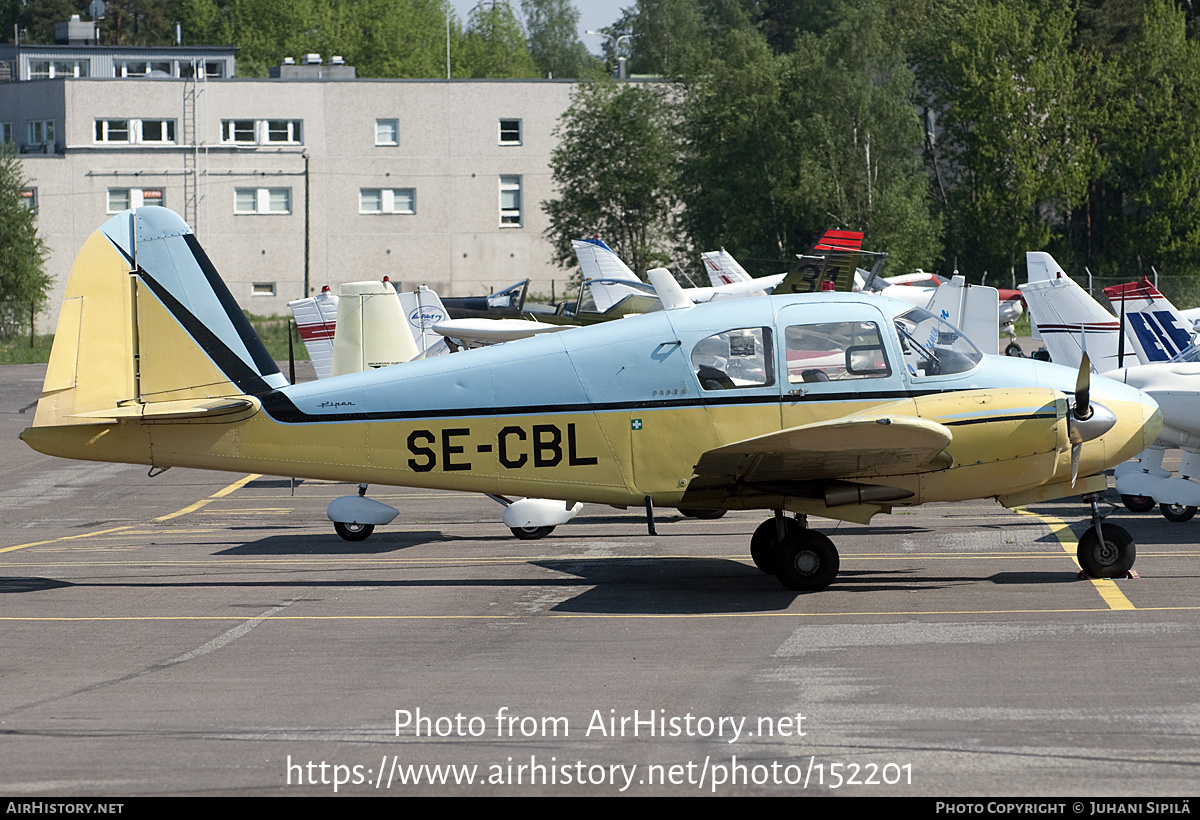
[26,207,288,435]
[330,280,420,377]
[776,229,864,294]
[288,286,339,379]
[1020,252,1130,370]
[1102,278,1195,363]
[700,249,753,286]
[925,276,1000,355]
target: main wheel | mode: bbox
[1077,523,1135,578]
[750,517,800,574]
[1121,494,1156,513]
[1005,341,1024,357]
[775,530,840,592]
[510,525,555,540]
[1159,503,1196,523]
[678,508,727,519]
[334,521,375,541]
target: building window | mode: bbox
[359,188,416,214]
[223,120,257,144]
[27,120,55,146]
[252,282,277,297]
[499,175,522,226]
[222,119,302,145]
[95,119,176,145]
[205,61,225,79]
[108,188,165,213]
[95,119,131,143]
[30,60,88,79]
[375,119,399,146]
[1,123,12,143]
[235,187,291,215]
[499,119,521,145]
[107,189,131,213]
[266,120,302,143]
[140,120,176,143]
[19,187,37,215]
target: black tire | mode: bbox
[678,508,727,519]
[1121,494,1156,513]
[775,530,840,592]
[1077,523,1135,578]
[1005,341,1024,357]
[1160,503,1196,523]
[750,517,800,574]
[510,525,555,540]
[334,521,375,541]
[1032,348,1051,362]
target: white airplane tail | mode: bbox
[700,249,753,286]
[571,237,643,313]
[1019,252,1131,370]
[288,287,339,379]
[925,276,1000,355]
[1102,278,1195,364]
[397,285,452,360]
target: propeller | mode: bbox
[1068,350,1116,485]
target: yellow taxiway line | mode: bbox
[1014,508,1136,611]
[0,473,261,553]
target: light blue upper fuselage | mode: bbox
[272,293,1152,423]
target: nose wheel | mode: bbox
[750,512,840,591]
[1077,493,1136,578]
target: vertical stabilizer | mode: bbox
[31,207,286,429]
[1020,254,1132,370]
[1103,279,1195,363]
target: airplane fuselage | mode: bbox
[24,293,1160,524]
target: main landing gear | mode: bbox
[751,511,839,591]
[1077,492,1136,579]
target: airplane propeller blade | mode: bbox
[1074,351,1092,422]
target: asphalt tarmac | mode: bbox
[1,363,1198,796]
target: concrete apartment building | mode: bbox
[2,34,578,329]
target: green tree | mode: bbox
[456,0,538,78]
[1093,0,1200,294]
[543,81,680,279]
[917,0,1095,281]
[178,0,456,78]
[521,0,600,78]
[0,146,51,330]
[679,1,939,277]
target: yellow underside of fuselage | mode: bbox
[20,388,1158,524]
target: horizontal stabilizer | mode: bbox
[70,396,259,421]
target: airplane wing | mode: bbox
[691,415,952,484]
[431,317,571,346]
[681,414,952,520]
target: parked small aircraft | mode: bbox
[1020,256,1200,522]
[21,209,1162,590]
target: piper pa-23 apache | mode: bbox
[21,208,1163,591]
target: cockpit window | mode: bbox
[691,328,773,390]
[894,307,983,377]
[784,321,891,383]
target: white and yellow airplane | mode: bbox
[21,208,1163,590]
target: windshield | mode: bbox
[893,306,983,377]
[1168,339,1200,364]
